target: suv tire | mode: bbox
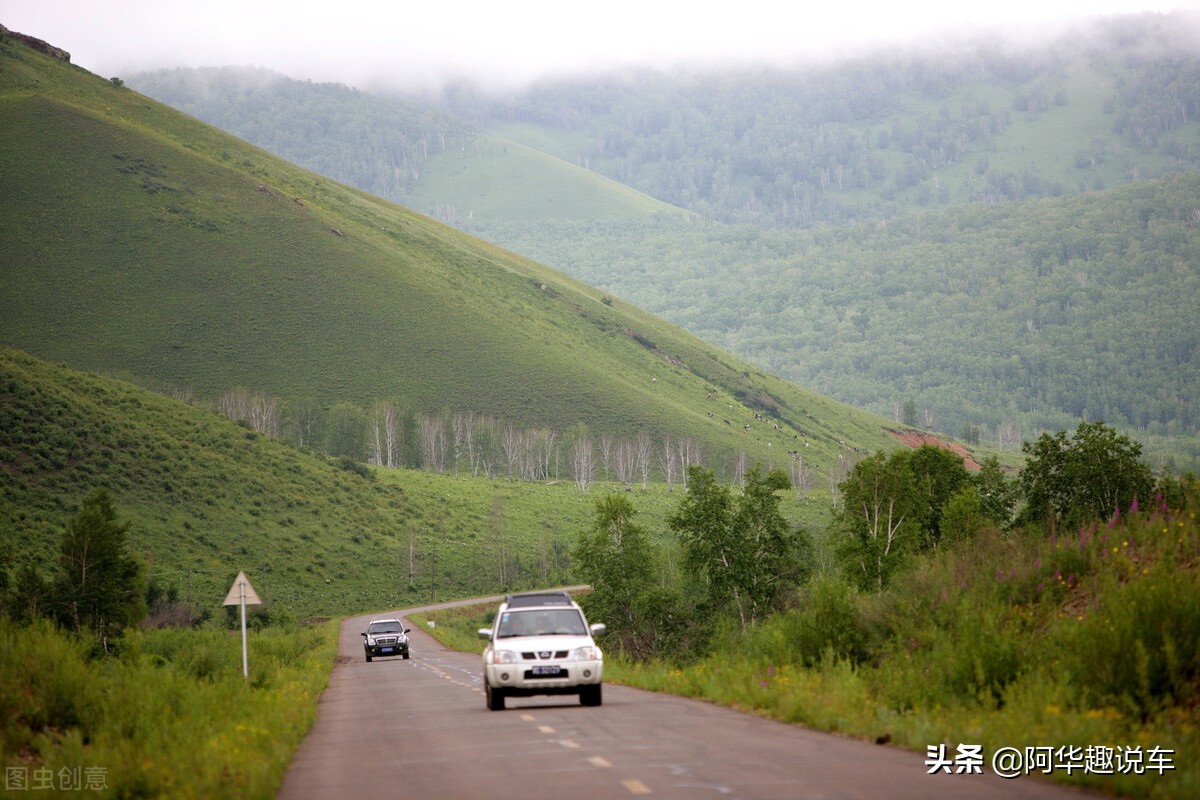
[486,682,506,711]
[580,684,602,707]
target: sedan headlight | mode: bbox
[490,649,517,665]
[571,645,600,661]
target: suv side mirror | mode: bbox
[404,628,411,634]
[360,632,367,637]
[590,623,606,636]
[477,628,493,641]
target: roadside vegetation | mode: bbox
[0,484,338,798]
[421,423,1198,799]
[0,620,337,798]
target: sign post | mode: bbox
[222,571,262,680]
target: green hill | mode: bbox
[128,66,690,225]
[397,131,689,223]
[0,345,836,619]
[0,345,614,618]
[0,28,903,478]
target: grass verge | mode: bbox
[0,619,338,798]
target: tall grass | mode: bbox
[0,619,338,798]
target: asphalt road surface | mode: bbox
[278,601,1093,800]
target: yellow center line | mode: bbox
[587,756,612,768]
[560,739,582,749]
[520,714,536,721]
[537,725,556,734]
[621,778,652,795]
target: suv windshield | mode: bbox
[369,621,403,634]
[497,609,586,638]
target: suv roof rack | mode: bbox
[505,591,573,608]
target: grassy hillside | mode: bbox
[0,29,904,476]
[0,346,838,619]
[397,132,690,223]
[0,347,611,617]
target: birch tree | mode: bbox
[670,466,806,631]
[635,431,654,490]
[614,439,636,488]
[599,434,615,481]
[661,434,677,492]
[573,435,594,492]
[420,413,449,473]
[835,451,921,591]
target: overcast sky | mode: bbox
[4,1,1197,92]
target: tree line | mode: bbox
[215,388,729,490]
[574,419,1187,662]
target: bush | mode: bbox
[1060,566,1200,717]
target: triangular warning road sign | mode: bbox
[222,571,262,606]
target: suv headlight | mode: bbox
[571,645,600,661]
[490,649,517,665]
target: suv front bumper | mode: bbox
[484,658,602,694]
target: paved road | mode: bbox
[278,602,1092,800]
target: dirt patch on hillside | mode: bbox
[887,428,982,471]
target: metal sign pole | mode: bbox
[240,578,248,680]
[223,571,260,682]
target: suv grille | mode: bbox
[375,636,398,645]
[522,650,569,660]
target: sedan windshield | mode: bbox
[369,621,403,634]
[497,609,587,638]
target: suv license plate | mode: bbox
[532,666,563,676]
[381,647,393,653]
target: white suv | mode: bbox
[478,592,605,711]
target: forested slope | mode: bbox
[465,173,1200,466]
[124,12,1200,470]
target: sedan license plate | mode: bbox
[381,647,394,654]
[532,665,563,676]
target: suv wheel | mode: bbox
[365,650,373,663]
[486,682,506,711]
[580,684,602,706]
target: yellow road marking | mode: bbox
[520,714,536,721]
[587,756,612,768]
[560,739,582,749]
[621,779,652,795]
[538,725,556,734]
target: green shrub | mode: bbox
[766,576,868,667]
[1060,566,1200,717]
